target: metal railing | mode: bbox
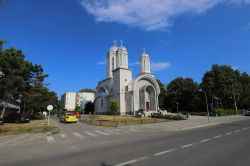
[80,118,167,127]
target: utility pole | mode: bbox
[199,89,210,122]
[232,84,238,115]
[176,102,179,114]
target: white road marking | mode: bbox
[200,138,210,143]
[226,132,232,135]
[46,136,56,143]
[243,127,248,130]
[235,129,240,132]
[73,132,86,140]
[154,148,177,156]
[59,134,67,138]
[129,129,137,132]
[214,135,222,139]
[112,129,121,132]
[181,143,195,148]
[0,134,30,146]
[94,130,110,136]
[115,159,138,166]
[84,131,99,137]
[138,156,148,160]
[104,130,121,135]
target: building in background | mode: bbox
[95,41,160,116]
[61,92,95,112]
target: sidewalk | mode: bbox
[120,115,249,132]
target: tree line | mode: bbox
[157,64,250,113]
[0,46,58,118]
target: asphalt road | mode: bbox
[0,118,250,166]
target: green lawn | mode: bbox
[0,120,59,135]
[81,115,167,127]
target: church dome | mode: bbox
[117,45,127,53]
[141,48,149,57]
[116,40,128,69]
[141,52,149,57]
[109,41,118,52]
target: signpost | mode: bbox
[47,105,53,126]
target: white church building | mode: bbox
[95,41,160,116]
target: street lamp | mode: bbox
[231,84,238,115]
[199,89,210,122]
[176,102,179,114]
[0,67,4,77]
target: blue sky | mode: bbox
[1,0,250,97]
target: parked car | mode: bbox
[244,109,250,116]
[74,112,81,119]
[4,112,30,123]
[60,112,78,123]
[0,117,3,125]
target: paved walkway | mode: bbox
[120,115,249,131]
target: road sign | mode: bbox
[47,105,53,111]
[47,105,53,126]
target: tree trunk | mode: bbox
[0,104,7,118]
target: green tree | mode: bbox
[84,102,95,114]
[200,64,242,110]
[156,79,167,110]
[166,77,199,112]
[74,105,81,113]
[238,72,250,109]
[0,48,33,118]
[0,40,8,50]
[110,100,118,120]
[0,47,58,118]
[79,88,96,93]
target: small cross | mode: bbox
[120,40,123,46]
[113,40,117,46]
[143,48,146,53]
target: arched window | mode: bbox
[97,87,107,97]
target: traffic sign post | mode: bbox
[47,105,53,126]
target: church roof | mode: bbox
[141,48,149,57]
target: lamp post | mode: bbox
[232,84,238,115]
[176,102,179,114]
[199,89,210,122]
[0,67,4,77]
[18,94,22,113]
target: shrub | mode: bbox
[151,113,187,120]
[216,109,237,116]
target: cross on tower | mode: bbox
[113,40,117,46]
[120,40,123,46]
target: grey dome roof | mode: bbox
[109,45,118,51]
[141,52,149,57]
[117,45,127,52]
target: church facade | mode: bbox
[94,41,160,116]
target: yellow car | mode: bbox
[60,112,78,123]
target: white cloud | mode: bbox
[242,22,250,31]
[97,61,106,65]
[129,61,140,66]
[79,0,250,31]
[151,62,171,71]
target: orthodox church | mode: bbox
[94,41,160,116]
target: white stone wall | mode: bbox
[61,92,76,111]
[113,68,132,114]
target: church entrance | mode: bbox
[139,85,156,111]
[146,102,150,111]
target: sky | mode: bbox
[0,0,250,97]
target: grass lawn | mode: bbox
[0,120,59,135]
[81,115,167,127]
